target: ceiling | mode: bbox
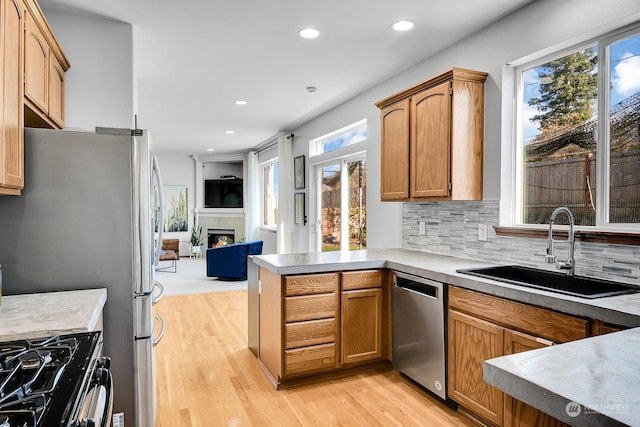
[38,0,532,155]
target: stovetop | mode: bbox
[0,332,102,427]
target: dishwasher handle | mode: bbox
[393,272,443,301]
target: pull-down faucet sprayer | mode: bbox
[545,207,576,276]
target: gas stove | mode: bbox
[0,332,112,427]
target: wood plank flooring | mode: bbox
[155,290,475,426]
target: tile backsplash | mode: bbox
[402,200,640,285]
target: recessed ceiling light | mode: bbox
[234,100,247,105]
[225,130,235,134]
[298,28,320,39]
[392,20,414,32]
[207,148,214,152]
[306,86,318,94]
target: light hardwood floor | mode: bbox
[155,290,475,426]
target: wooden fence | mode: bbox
[524,150,640,224]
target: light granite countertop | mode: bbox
[0,288,107,341]
[485,328,640,426]
[254,248,640,426]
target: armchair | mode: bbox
[206,240,263,280]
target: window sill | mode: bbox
[494,226,640,246]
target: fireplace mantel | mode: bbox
[196,208,245,217]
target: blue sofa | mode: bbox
[206,240,263,280]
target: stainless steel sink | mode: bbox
[457,265,640,299]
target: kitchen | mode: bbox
[1,0,640,426]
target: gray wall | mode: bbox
[289,0,640,258]
[43,0,640,262]
[42,9,134,130]
[155,153,195,255]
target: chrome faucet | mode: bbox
[545,207,575,276]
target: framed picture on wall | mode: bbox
[294,155,305,189]
[295,192,306,225]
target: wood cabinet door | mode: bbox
[380,98,410,200]
[24,9,48,113]
[0,0,24,193]
[341,288,382,364]
[448,309,504,426]
[48,54,65,128]
[503,330,569,427]
[410,80,451,199]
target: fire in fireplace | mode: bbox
[208,228,235,248]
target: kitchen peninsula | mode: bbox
[251,248,640,426]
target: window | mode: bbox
[307,119,368,252]
[262,160,278,227]
[512,25,640,229]
[309,119,367,156]
[317,157,367,252]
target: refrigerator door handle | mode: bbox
[152,280,165,305]
[135,294,154,339]
[152,155,165,267]
[153,314,166,346]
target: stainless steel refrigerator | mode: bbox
[0,127,166,426]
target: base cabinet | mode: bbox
[258,268,388,389]
[503,330,567,427]
[341,270,383,365]
[448,309,504,425]
[448,287,585,427]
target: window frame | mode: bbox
[501,22,640,234]
[309,119,367,157]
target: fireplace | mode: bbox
[208,228,236,248]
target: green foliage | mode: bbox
[528,49,598,133]
[190,225,206,246]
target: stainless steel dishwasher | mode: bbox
[392,271,446,400]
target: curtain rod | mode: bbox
[254,133,294,155]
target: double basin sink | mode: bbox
[457,265,640,299]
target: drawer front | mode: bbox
[284,273,339,296]
[284,343,336,377]
[285,318,336,349]
[284,294,337,322]
[341,270,383,291]
[449,286,589,343]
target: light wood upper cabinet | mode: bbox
[410,81,451,198]
[48,53,65,128]
[380,98,410,200]
[0,0,25,195]
[376,68,487,202]
[24,7,48,113]
[23,0,69,129]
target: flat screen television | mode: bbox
[204,178,243,208]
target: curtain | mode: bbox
[277,134,293,254]
[245,151,259,242]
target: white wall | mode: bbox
[44,0,640,257]
[155,153,197,255]
[203,163,242,180]
[288,0,640,253]
[42,9,134,130]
